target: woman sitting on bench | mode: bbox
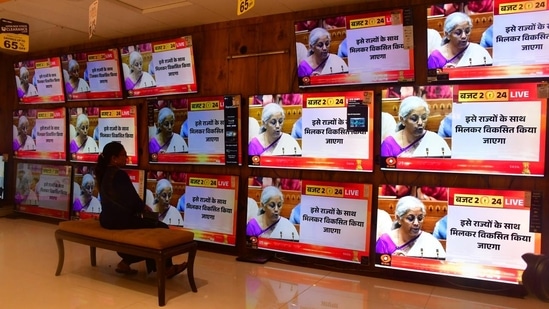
[95,141,187,278]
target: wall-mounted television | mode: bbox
[120,36,197,98]
[13,108,66,161]
[146,171,238,246]
[380,82,546,176]
[147,95,241,165]
[248,91,374,172]
[376,184,542,284]
[61,49,123,101]
[15,162,72,220]
[14,57,65,104]
[295,8,414,87]
[72,164,144,220]
[427,0,549,82]
[70,105,138,165]
[246,176,372,263]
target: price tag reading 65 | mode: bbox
[0,33,29,52]
[237,0,255,15]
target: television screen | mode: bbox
[376,184,542,284]
[70,105,138,165]
[427,0,549,81]
[61,49,123,101]
[14,57,65,104]
[146,171,238,246]
[72,164,144,220]
[248,91,374,172]
[15,162,72,220]
[295,9,414,87]
[120,37,197,98]
[380,82,546,176]
[13,108,66,161]
[147,95,241,165]
[246,176,372,263]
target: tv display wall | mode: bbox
[70,105,138,165]
[15,162,72,220]
[248,91,374,172]
[380,82,546,176]
[376,184,542,284]
[146,171,238,246]
[427,0,549,81]
[147,96,241,165]
[13,108,66,161]
[246,176,372,263]
[120,36,197,98]
[295,8,414,87]
[61,49,123,101]
[14,57,65,104]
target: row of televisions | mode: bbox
[13,0,549,104]
[12,161,542,286]
[13,82,548,176]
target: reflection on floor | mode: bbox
[1,217,547,308]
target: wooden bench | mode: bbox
[54,219,198,306]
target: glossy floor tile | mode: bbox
[0,216,547,308]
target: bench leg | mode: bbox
[187,243,198,293]
[90,246,97,266]
[55,235,65,276]
[156,257,167,306]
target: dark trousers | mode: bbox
[112,216,173,273]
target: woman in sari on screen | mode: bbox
[70,113,99,153]
[153,179,183,226]
[13,115,36,151]
[73,174,102,213]
[65,59,90,94]
[124,51,156,90]
[380,96,451,158]
[297,27,348,78]
[427,12,492,69]
[149,107,188,154]
[16,66,38,98]
[246,186,299,241]
[376,196,446,258]
[248,103,302,156]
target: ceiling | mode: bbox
[0,0,372,54]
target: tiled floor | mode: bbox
[1,216,547,308]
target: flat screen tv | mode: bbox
[15,162,72,220]
[61,49,123,101]
[13,108,66,161]
[72,164,144,220]
[295,8,414,87]
[14,57,65,104]
[120,36,197,98]
[427,0,549,81]
[248,91,374,172]
[376,184,542,284]
[380,82,546,176]
[146,171,238,246]
[69,105,138,165]
[147,95,241,165]
[246,176,372,263]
